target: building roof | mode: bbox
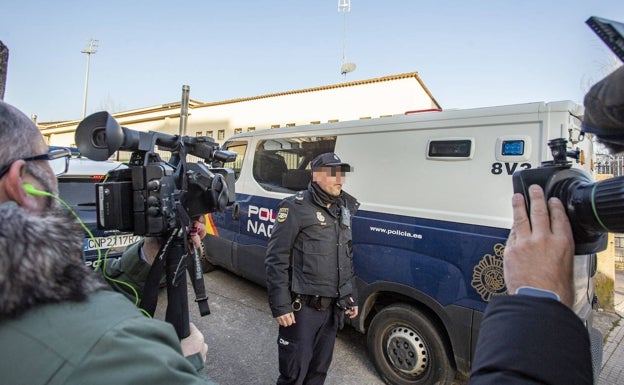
[39,71,437,130]
[195,71,439,108]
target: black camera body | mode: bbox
[76,111,237,237]
[513,138,624,255]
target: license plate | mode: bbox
[84,234,143,251]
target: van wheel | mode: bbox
[367,304,455,385]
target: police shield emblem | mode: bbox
[277,208,289,223]
[316,211,325,222]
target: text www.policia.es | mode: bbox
[369,226,423,239]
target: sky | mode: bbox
[1,1,623,123]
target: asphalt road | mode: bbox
[154,268,387,385]
[152,265,623,385]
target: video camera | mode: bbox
[513,16,624,255]
[75,110,237,338]
[75,111,237,237]
[513,138,624,254]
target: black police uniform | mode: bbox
[265,182,359,385]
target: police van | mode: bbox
[203,101,601,385]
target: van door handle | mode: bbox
[232,202,240,220]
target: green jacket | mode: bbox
[0,203,216,385]
[0,290,214,385]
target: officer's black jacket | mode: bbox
[265,183,359,318]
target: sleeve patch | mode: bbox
[277,207,289,223]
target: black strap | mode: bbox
[188,244,210,316]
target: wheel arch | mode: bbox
[353,280,475,375]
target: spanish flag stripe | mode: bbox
[204,214,219,236]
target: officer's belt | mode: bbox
[292,293,336,311]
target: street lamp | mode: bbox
[81,38,98,118]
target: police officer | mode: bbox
[265,152,360,385]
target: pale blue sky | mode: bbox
[1,1,623,122]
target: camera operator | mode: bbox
[0,100,216,384]
[101,215,206,302]
[470,65,624,384]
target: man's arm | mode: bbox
[99,219,206,301]
[74,312,215,384]
[265,199,300,326]
[469,185,593,384]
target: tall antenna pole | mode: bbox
[338,0,355,80]
[81,38,98,118]
[179,85,190,136]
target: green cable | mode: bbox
[33,185,151,318]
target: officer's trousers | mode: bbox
[276,304,338,385]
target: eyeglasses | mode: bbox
[0,148,72,179]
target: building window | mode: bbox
[206,130,214,138]
[234,128,242,134]
[286,123,296,127]
[271,124,280,129]
[196,131,202,136]
[247,127,256,132]
[218,130,225,140]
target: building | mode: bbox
[38,71,440,150]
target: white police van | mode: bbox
[203,101,601,384]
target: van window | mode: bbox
[253,136,337,192]
[427,139,474,159]
[223,140,248,180]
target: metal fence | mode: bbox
[595,154,624,263]
[595,154,624,176]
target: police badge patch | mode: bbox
[277,208,289,222]
[316,212,326,223]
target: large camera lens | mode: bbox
[550,173,624,253]
[565,176,624,233]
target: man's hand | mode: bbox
[345,306,358,319]
[275,312,296,327]
[188,216,207,252]
[504,185,575,307]
[180,323,208,363]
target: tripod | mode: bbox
[140,226,210,338]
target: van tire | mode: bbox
[367,304,455,385]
